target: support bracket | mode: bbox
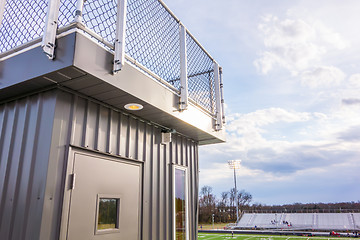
[214,62,223,131]
[113,0,128,74]
[179,24,188,111]
[42,0,61,60]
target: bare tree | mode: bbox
[220,192,229,208]
[199,186,216,223]
[237,190,253,211]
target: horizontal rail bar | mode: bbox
[169,70,214,83]
[157,0,181,23]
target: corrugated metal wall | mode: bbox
[0,91,58,240]
[0,88,199,240]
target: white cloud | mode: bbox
[254,13,348,84]
[229,108,312,130]
[253,52,277,75]
[202,105,360,176]
[199,162,291,187]
[225,108,316,154]
[301,66,346,88]
[349,74,360,88]
[200,106,360,202]
[313,21,349,50]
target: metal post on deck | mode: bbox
[113,0,127,74]
[214,62,223,130]
[179,24,188,111]
[74,0,85,23]
[219,66,226,124]
[42,0,61,60]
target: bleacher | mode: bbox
[284,213,313,229]
[235,213,360,231]
[353,213,360,229]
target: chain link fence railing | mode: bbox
[0,0,48,53]
[58,0,77,27]
[126,0,181,88]
[82,0,117,44]
[0,0,219,116]
[186,32,216,114]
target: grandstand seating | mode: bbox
[236,213,360,231]
[353,213,360,230]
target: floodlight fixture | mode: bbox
[228,160,241,169]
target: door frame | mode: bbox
[172,164,190,240]
[59,146,143,240]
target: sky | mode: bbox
[165,0,360,205]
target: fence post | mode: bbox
[179,24,188,111]
[0,0,5,27]
[74,0,85,23]
[214,62,223,130]
[219,67,226,125]
[113,0,127,74]
[42,0,61,59]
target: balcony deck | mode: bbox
[0,0,225,144]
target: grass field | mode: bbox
[199,223,229,230]
[198,233,351,240]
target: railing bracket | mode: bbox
[179,24,189,111]
[113,0,127,74]
[42,0,61,60]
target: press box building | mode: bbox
[0,0,225,239]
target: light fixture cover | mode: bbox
[124,103,143,111]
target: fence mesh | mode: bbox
[186,32,216,114]
[58,0,77,27]
[82,0,117,44]
[126,0,181,88]
[0,0,218,115]
[0,0,48,53]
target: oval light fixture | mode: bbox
[124,103,143,111]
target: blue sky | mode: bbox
[165,0,360,205]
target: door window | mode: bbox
[95,194,121,234]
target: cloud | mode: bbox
[254,13,348,83]
[201,106,360,178]
[199,107,360,202]
[349,74,360,88]
[228,108,312,130]
[338,125,360,142]
[342,98,360,105]
[314,21,349,50]
[254,15,322,74]
[301,66,346,88]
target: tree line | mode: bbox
[199,185,252,223]
[198,185,360,224]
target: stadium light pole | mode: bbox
[228,160,241,223]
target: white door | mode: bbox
[66,153,141,240]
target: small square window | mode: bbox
[95,195,121,234]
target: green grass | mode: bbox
[97,223,116,230]
[197,233,351,240]
[199,223,229,230]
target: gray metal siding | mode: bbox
[0,92,58,240]
[0,88,199,240]
[56,89,199,240]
